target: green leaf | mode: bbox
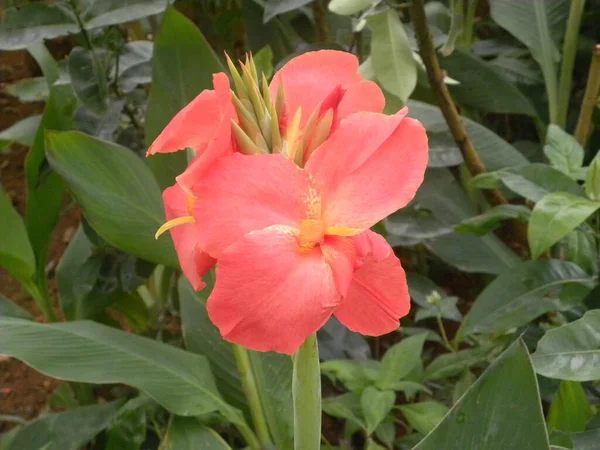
[106,397,150,450]
[472,163,585,203]
[0,295,32,320]
[1,400,124,450]
[5,77,49,103]
[263,0,312,23]
[68,47,110,115]
[160,417,232,450]
[378,334,427,388]
[179,278,293,450]
[413,339,550,450]
[489,0,569,123]
[585,152,600,201]
[145,7,224,189]
[572,429,600,450]
[360,387,395,435]
[82,0,168,29]
[407,100,529,172]
[116,41,153,93]
[322,392,366,430]
[398,402,449,436]
[424,346,494,381]
[253,45,274,80]
[560,227,598,275]
[452,370,476,404]
[441,48,537,116]
[368,10,417,104]
[0,115,42,151]
[328,0,372,15]
[544,125,586,180]
[548,381,593,437]
[73,100,124,141]
[321,359,381,392]
[528,192,600,259]
[461,260,594,336]
[0,317,232,417]
[455,204,531,237]
[533,310,600,381]
[45,131,178,268]
[0,185,35,285]
[407,273,463,322]
[0,4,78,51]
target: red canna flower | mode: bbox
[150,50,428,354]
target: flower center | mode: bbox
[298,219,326,248]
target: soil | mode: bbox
[0,48,79,433]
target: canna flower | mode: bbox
[151,50,428,354]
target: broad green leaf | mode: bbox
[560,227,598,275]
[412,339,550,450]
[461,260,594,336]
[533,310,600,381]
[398,402,448,436]
[0,4,78,51]
[160,417,232,450]
[0,400,123,450]
[0,185,35,284]
[544,125,586,180]
[73,100,124,141]
[585,152,600,201]
[105,397,150,450]
[455,204,531,236]
[0,115,42,150]
[263,0,312,23]
[490,55,544,85]
[489,0,569,123]
[68,47,110,115]
[45,131,177,268]
[472,163,585,203]
[318,317,372,361]
[368,10,417,104]
[378,334,427,388]
[361,387,395,435]
[452,370,476,404]
[116,41,153,92]
[322,392,366,430]
[547,381,593,447]
[321,359,381,392]
[0,317,231,417]
[328,0,372,15]
[406,100,528,171]
[0,295,32,320]
[179,278,293,450]
[528,192,600,259]
[424,346,494,381]
[441,48,537,116]
[4,77,49,103]
[145,7,224,189]
[82,0,167,29]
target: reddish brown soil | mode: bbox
[0,49,79,432]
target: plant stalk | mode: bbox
[312,0,330,43]
[25,280,57,322]
[410,0,528,251]
[231,345,271,446]
[460,0,479,51]
[575,45,600,146]
[557,0,586,128]
[293,333,321,450]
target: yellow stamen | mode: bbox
[325,226,363,237]
[155,216,195,239]
[285,107,303,160]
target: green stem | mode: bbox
[575,45,600,146]
[461,0,479,51]
[232,345,271,446]
[436,315,455,352]
[235,419,262,450]
[557,0,586,128]
[293,333,321,450]
[25,280,56,322]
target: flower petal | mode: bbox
[334,251,410,336]
[207,225,340,354]
[163,184,215,290]
[193,153,315,257]
[335,80,385,124]
[321,235,356,298]
[270,50,362,127]
[147,73,232,156]
[306,110,428,230]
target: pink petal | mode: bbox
[147,73,232,156]
[321,235,356,298]
[193,153,315,257]
[306,110,428,230]
[335,80,385,124]
[207,225,340,354]
[334,251,410,336]
[162,184,215,290]
[270,50,362,127]
[351,229,391,261]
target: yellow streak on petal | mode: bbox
[325,226,364,237]
[155,216,195,239]
[285,107,303,161]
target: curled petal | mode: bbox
[335,80,385,124]
[351,229,391,262]
[208,225,340,354]
[162,184,215,290]
[306,110,428,230]
[193,153,315,257]
[335,250,410,336]
[321,235,356,297]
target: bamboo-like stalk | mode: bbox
[574,45,600,146]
